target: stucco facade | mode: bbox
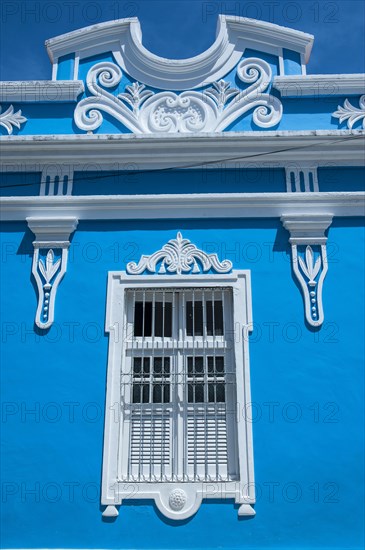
[1,15,364,550]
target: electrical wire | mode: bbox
[0,134,363,190]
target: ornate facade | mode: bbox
[1,15,364,549]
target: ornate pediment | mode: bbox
[48,16,314,134]
[46,16,313,90]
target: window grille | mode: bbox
[120,287,238,483]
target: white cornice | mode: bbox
[0,81,84,103]
[281,214,333,244]
[0,131,364,167]
[1,192,364,221]
[274,74,365,97]
[27,216,78,244]
[45,16,313,90]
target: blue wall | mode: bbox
[1,218,364,549]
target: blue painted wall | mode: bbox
[1,167,364,197]
[72,168,286,195]
[1,218,364,549]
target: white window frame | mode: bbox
[102,270,255,520]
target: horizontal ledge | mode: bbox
[1,192,364,221]
[1,131,364,167]
[273,74,365,97]
[0,81,84,103]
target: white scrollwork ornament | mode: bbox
[126,232,232,275]
[74,58,283,134]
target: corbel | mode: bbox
[281,214,333,327]
[26,217,78,329]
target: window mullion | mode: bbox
[175,290,184,481]
[201,289,208,481]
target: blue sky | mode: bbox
[0,0,364,81]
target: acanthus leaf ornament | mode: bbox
[298,246,322,286]
[74,58,283,134]
[118,82,154,116]
[332,95,365,129]
[38,249,62,285]
[126,232,232,275]
[0,105,27,134]
[204,80,240,112]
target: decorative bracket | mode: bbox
[26,217,78,329]
[281,214,333,327]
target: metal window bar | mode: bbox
[121,288,236,483]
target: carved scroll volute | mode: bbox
[281,214,333,328]
[74,58,283,134]
[26,217,78,329]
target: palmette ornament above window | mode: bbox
[74,58,283,134]
[126,232,233,275]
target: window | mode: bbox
[121,288,237,483]
[102,235,255,520]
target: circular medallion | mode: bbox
[169,489,187,511]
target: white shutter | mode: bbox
[121,287,237,484]
[187,405,228,480]
[129,407,172,481]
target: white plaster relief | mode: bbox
[285,166,319,192]
[40,165,73,196]
[0,105,27,134]
[27,217,78,329]
[126,232,233,275]
[333,95,365,129]
[281,215,333,327]
[46,16,313,90]
[74,58,283,134]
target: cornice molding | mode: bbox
[27,216,79,244]
[0,81,84,103]
[2,193,364,221]
[1,131,364,167]
[46,16,313,90]
[281,214,333,245]
[273,74,365,97]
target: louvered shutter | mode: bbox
[121,287,238,483]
